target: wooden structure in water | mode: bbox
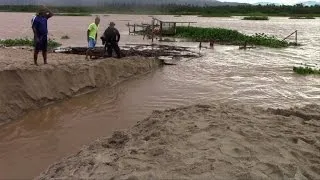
[126,16,197,42]
[151,17,196,35]
[126,23,151,35]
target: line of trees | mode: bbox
[167,4,320,16]
[0,4,319,16]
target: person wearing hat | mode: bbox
[101,22,121,58]
[86,16,100,60]
[32,6,53,65]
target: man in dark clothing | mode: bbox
[102,22,121,58]
[32,6,53,65]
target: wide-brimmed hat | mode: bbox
[37,6,47,15]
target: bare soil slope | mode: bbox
[0,48,161,124]
[37,103,320,180]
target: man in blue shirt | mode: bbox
[32,6,53,66]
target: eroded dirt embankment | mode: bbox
[37,103,320,180]
[0,48,162,124]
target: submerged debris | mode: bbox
[54,44,200,62]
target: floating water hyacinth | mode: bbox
[293,66,320,75]
[242,16,269,20]
[175,26,289,48]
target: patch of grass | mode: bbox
[174,26,289,48]
[55,13,92,16]
[61,35,70,39]
[198,13,232,17]
[0,38,61,48]
[242,16,269,20]
[47,39,61,48]
[293,66,320,75]
[289,16,316,19]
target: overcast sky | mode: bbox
[220,0,319,5]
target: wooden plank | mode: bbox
[160,22,163,41]
[151,19,154,43]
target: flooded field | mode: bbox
[0,12,319,179]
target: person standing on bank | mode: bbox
[102,22,121,58]
[86,16,100,60]
[32,6,53,66]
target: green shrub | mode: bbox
[0,38,61,48]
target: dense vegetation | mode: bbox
[198,14,232,17]
[0,4,319,17]
[0,38,61,48]
[293,66,320,75]
[289,16,316,19]
[174,26,289,48]
[168,4,320,17]
[242,16,269,20]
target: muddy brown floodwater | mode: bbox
[0,13,319,179]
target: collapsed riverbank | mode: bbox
[37,103,320,179]
[0,48,163,124]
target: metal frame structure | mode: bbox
[126,17,197,42]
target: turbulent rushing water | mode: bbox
[0,13,319,179]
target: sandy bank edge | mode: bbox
[0,57,162,124]
[37,103,320,180]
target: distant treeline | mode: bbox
[170,4,320,17]
[0,4,319,17]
